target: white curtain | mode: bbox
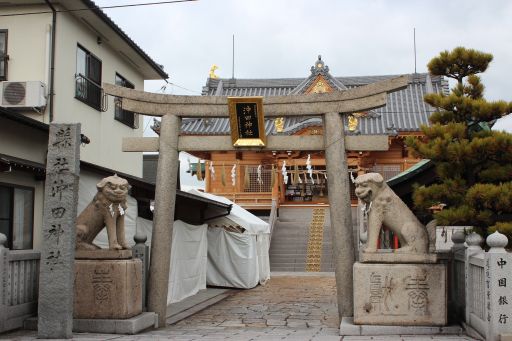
[168,221,208,304]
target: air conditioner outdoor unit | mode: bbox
[0,81,47,109]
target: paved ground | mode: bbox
[1,273,478,341]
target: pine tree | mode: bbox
[406,47,512,242]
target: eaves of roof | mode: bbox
[0,152,46,175]
[0,108,49,132]
[78,0,168,79]
[387,159,434,187]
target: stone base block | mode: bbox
[24,312,157,335]
[75,249,132,260]
[73,312,157,334]
[340,317,462,336]
[359,251,445,263]
[74,259,142,319]
[354,262,447,326]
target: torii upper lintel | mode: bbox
[103,75,409,117]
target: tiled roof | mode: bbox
[179,57,448,136]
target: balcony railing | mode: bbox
[75,74,107,111]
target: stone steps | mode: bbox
[270,207,335,272]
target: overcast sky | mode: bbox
[95,0,512,132]
[93,0,512,188]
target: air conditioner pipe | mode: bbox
[44,0,56,123]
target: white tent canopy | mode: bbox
[186,190,271,289]
[187,189,270,234]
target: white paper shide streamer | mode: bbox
[231,164,237,186]
[118,204,125,216]
[257,164,263,185]
[281,161,288,184]
[306,154,314,184]
[109,203,125,217]
[209,161,215,180]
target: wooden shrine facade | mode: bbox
[172,56,448,209]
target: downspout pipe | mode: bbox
[44,0,56,123]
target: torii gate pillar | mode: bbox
[147,114,181,327]
[324,112,355,317]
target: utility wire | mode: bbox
[159,79,202,95]
[0,0,198,17]
[168,82,202,95]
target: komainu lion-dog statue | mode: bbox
[354,173,430,253]
[76,175,131,250]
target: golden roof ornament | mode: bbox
[209,64,219,79]
[312,80,328,94]
[274,117,285,133]
[311,55,328,74]
[348,115,359,132]
[348,112,369,132]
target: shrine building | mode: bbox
[169,56,448,211]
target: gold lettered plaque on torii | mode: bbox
[228,97,266,147]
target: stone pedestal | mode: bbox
[358,251,443,264]
[353,262,447,326]
[74,257,142,319]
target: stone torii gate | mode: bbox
[104,75,409,327]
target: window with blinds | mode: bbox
[0,184,34,250]
[75,44,103,110]
[114,73,138,128]
[0,30,7,81]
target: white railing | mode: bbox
[0,233,40,333]
[451,230,512,341]
[467,252,486,335]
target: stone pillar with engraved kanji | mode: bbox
[485,231,512,341]
[38,124,81,339]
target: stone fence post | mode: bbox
[465,232,484,325]
[0,233,7,332]
[132,228,149,311]
[451,230,466,253]
[484,231,511,341]
[450,230,466,320]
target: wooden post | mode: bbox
[147,114,181,327]
[205,161,211,193]
[271,165,279,203]
[323,112,355,318]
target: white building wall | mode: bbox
[0,119,48,164]
[0,5,52,124]
[0,3,159,251]
[52,10,144,177]
[1,5,145,177]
